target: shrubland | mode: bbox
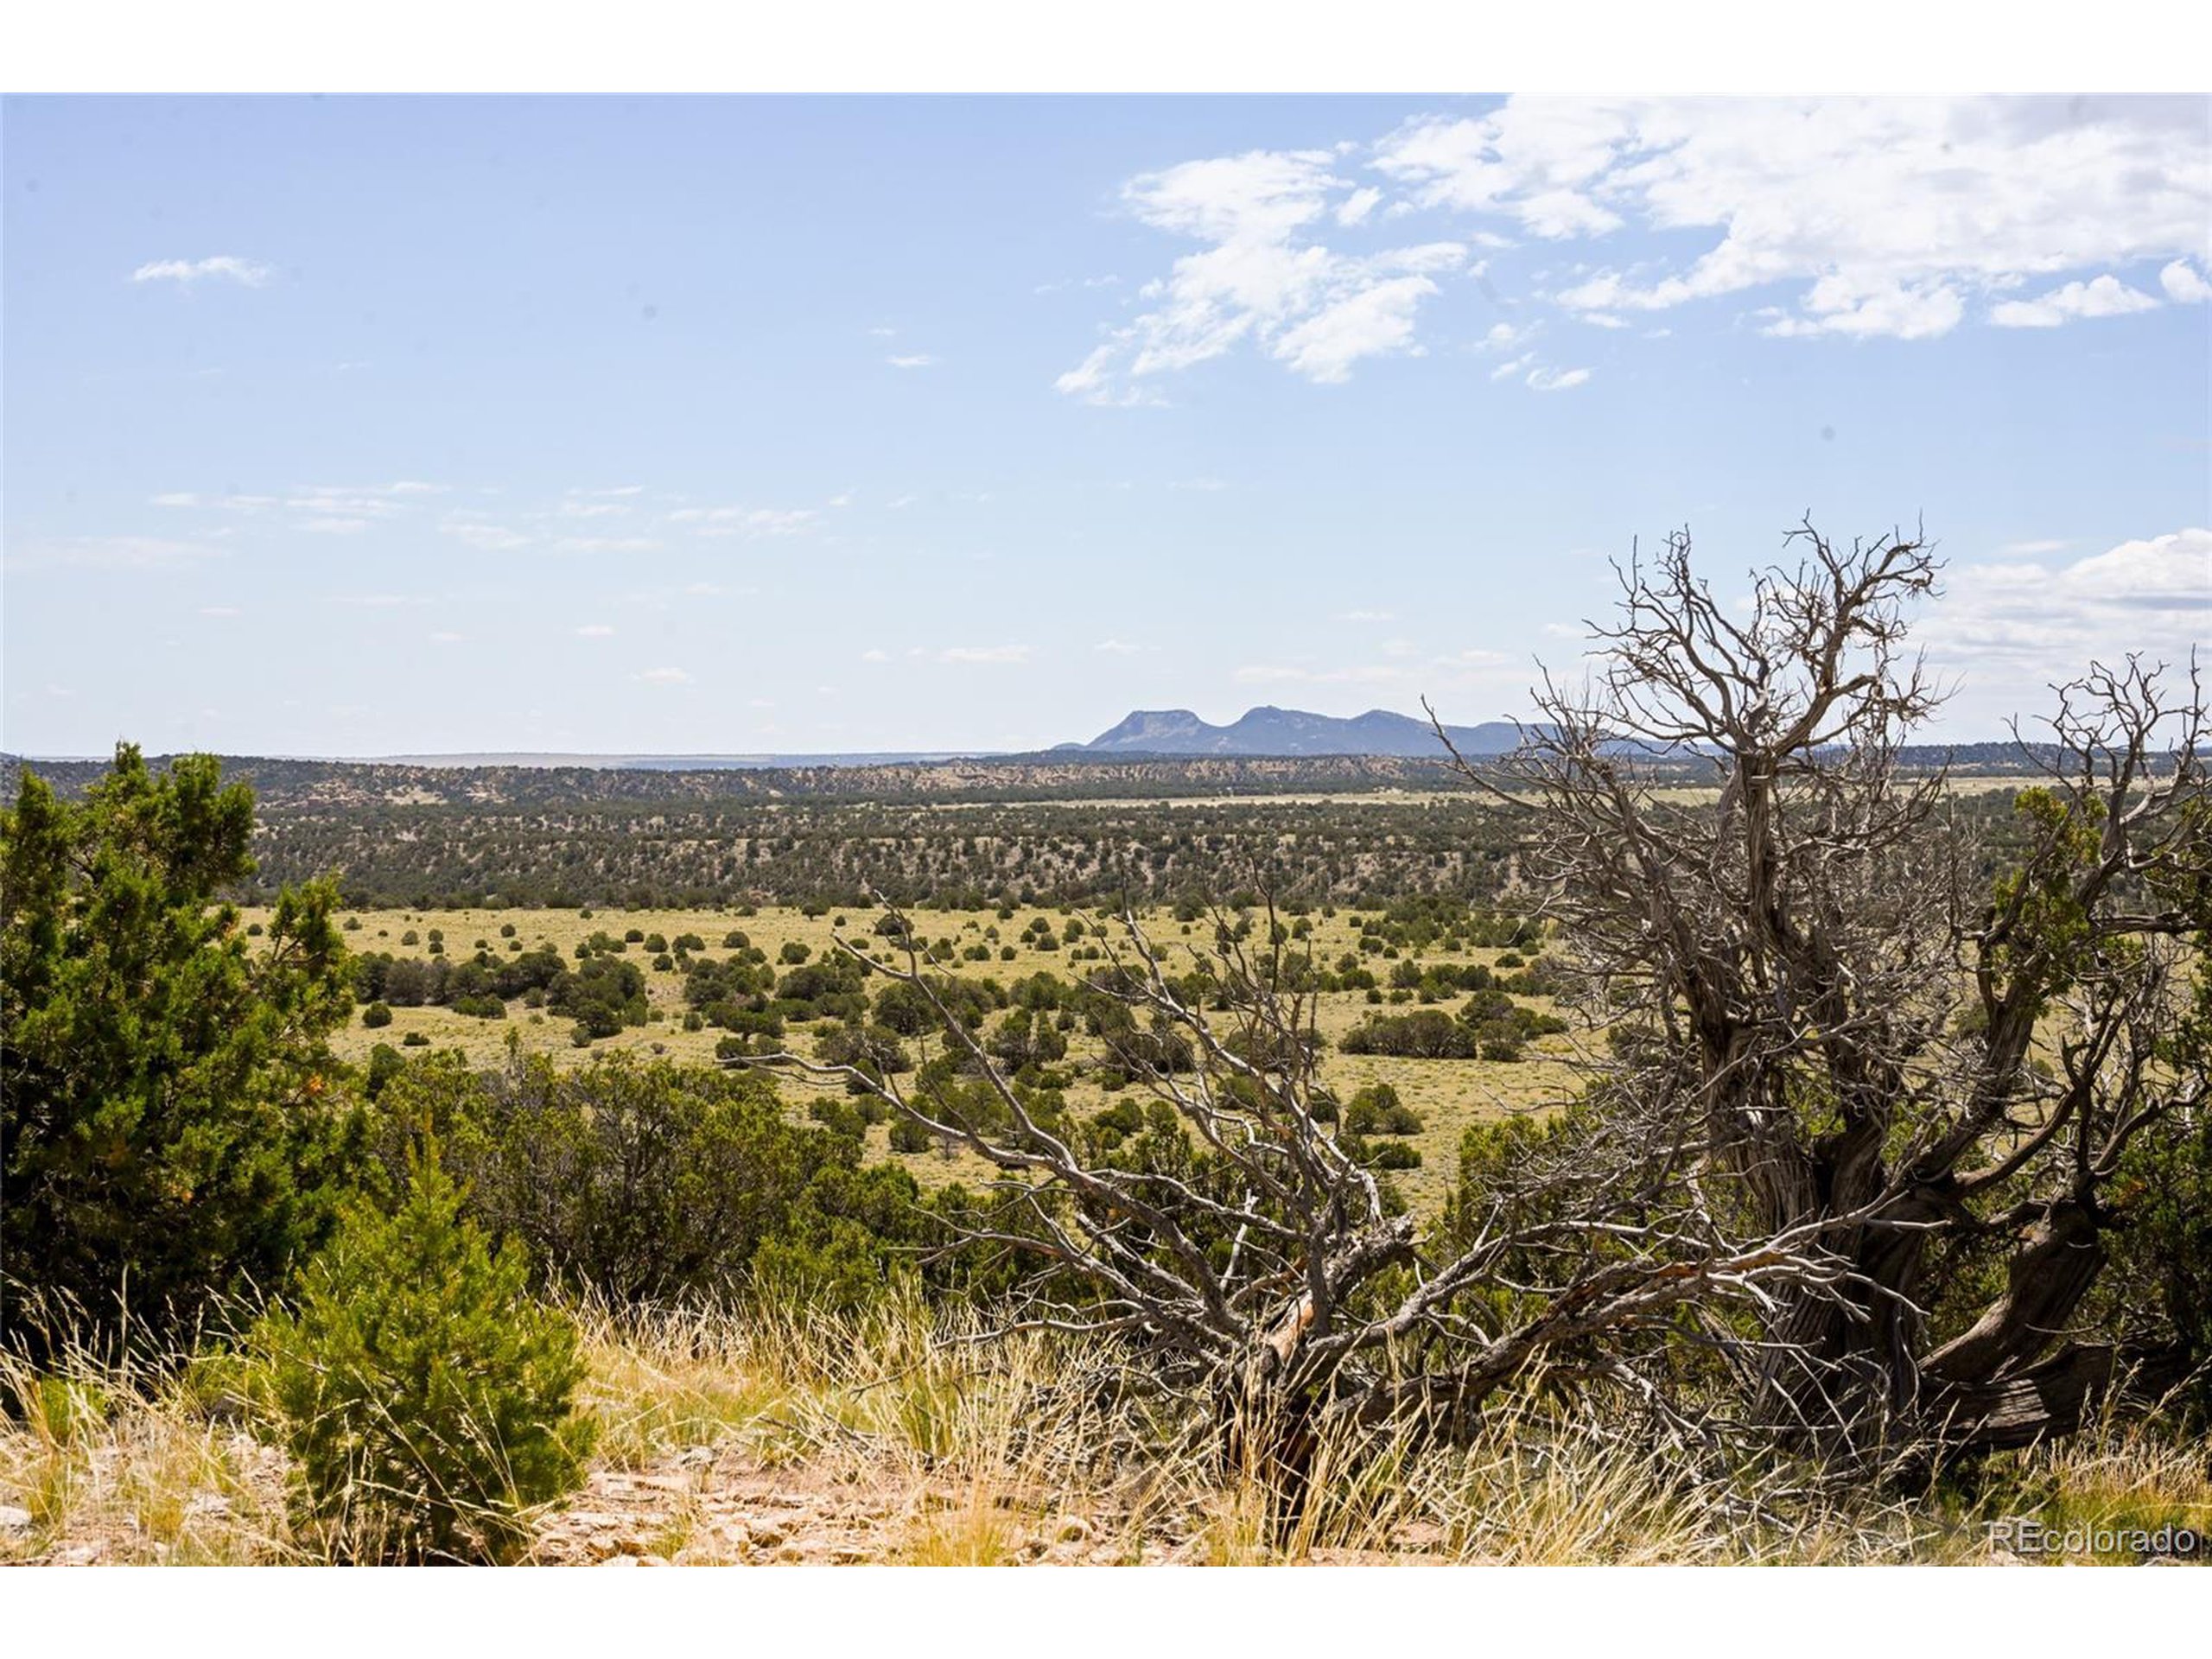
[5,524,2208,1566]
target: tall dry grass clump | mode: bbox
[5,1297,2206,1566]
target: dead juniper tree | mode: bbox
[1444,522,2210,1462]
[756,887,1869,1501]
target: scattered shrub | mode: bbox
[254,1156,593,1563]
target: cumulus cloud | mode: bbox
[131,255,272,287]
[1989,275,2163,328]
[1066,98,2205,395]
[2158,259,2212,303]
[1918,528,2212,726]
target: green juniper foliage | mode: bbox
[2,745,362,1357]
[255,1154,593,1563]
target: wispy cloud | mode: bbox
[668,505,817,537]
[931,645,1032,665]
[575,624,616,638]
[1055,149,1468,400]
[1073,98,2209,383]
[887,354,939,370]
[1526,365,1592,391]
[131,255,271,288]
[635,666,693,685]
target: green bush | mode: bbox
[2,747,363,1359]
[254,1156,593,1563]
[362,1001,394,1029]
[372,1050,924,1305]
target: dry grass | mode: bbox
[282,899,1575,1208]
[6,1298,2206,1567]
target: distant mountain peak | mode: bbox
[1077,704,1525,759]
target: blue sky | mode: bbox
[3,94,2207,756]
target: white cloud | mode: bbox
[1526,365,1591,391]
[1988,275,2162,328]
[1489,353,1533,381]
[1093,639,1143,654]
[199,605,241,618]
[131,255,271,287]
[2061,527,2212,607]
[1054,148,1467,399]
[636,667,693,685]
[1920,529,2212,723]
[1373,97,2209,340]
[287,486,424,521]
[860,649,891,663]
[299,517,369,535]
[1580,312,1628,328]
[575,624,616,638]
[668,505,817,537]
[428,631,465,644]
[935,645,1032,665]
[2160,259,2212,303]
[887,353,939,369]
[1273,273,1444,383]
[1335,186,1383,226]
[558,501,630,518]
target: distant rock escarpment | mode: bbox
[1070,705,1528,759]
